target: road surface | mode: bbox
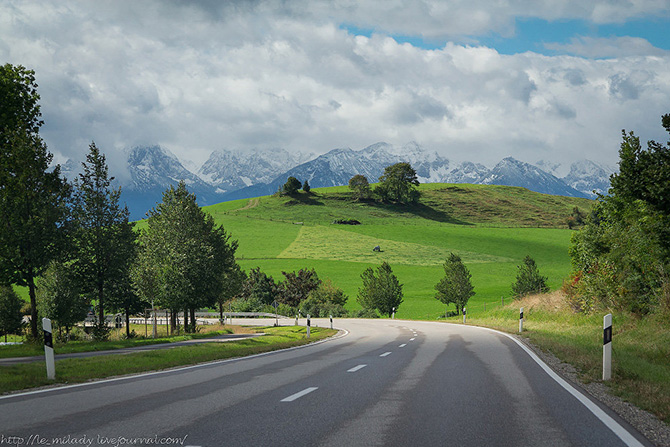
[0,318,652,446]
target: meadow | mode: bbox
[204,183,591,319]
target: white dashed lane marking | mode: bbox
[281,387,318,402]
[380,352,392,357]
[347,364,367,373]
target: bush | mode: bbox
[351,308,379,318]
[332,219,361,225]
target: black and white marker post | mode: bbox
[42,317,55,380]
[306,314,311,338]
[462,307,466,324]
[392,307,396,319]
[330,315,333,330]
[519,307,524,333]
[603,313,613,381]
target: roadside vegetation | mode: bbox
[0,325,335,394]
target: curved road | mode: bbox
[0,319,652,446]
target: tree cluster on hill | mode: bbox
[348,162,420,204]
[281,176,310,196]
[567,114,670,314]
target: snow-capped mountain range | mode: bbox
[59,143,616,220]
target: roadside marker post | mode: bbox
[306,314,311,338]
[603,313,613,381]
[462,307,466,324]
[392,307,395,319]
[330,315,333,330]
[42,318,55,380]
[519,307,524,333]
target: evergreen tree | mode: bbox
[511,255,549,298]
[0,64,70,338]
[70,143,136,335]
[282,176,302,195]
[357,262,403,317]
[434,253,475,315]
[302,179,311,193]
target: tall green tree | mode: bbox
[239,267,280,307]
[282,176,302,195]
[0,64,70,338]
[434,253,475,315]
[135,182,238,332]
[511,255,549,298]
[374,162,420,203]
[216,264,246,320]
[0,285,24,342]
[348,174,371,200]
[70,143,136,331]
[357,262,403,317]
[281,268,321,308]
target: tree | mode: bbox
[135,182,238,332]
[283,176,302,195]
[434,253,475,315]
[302,179,311,193]
[348,174,371,200]
[216,264,246,321]
[239,267,280,307]
[374,162,420,203]
[301,279,349,317]
[511,255,549,298]
[70,143,137,334]
[357,262,403,317]
[0,64,70,338]
[36,262,88,340]
[569,114,670,314]
[0,285,23,342]
[281,268,321,308]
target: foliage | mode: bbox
[374,162,420,203]
[0,64,70,338]
[282,176,302,195]
[70,142,137,327]
[357,262,403,317]
[36,262,88,339]
[511,255,549,298]
[240,267,281,306]
[567,206,586,229]
[348,174,371,200]
[434,253,475,315]
[302,179,311,193]
[135,182,238,331]
[281,268,321,307]
[300,279,349,317]
[0,285,23,340]
[569,114,670,314]
[216,264,246,319]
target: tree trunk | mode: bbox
[190,308,196,332]
[183,308,189,333]
[28,274,38,339]
[169,309,176,334]
[125,307,131,338]
[97,280,104,328]
[219,302,223,321]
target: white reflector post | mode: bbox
[603,313,612,381]
[306,314,311,338]
[42,318,55,380]
[519,307,524,333]
[462,307,466,324]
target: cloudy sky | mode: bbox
[2,0,669,173]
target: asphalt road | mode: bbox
[0,318,653,447]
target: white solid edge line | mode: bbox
[477,325,644,447]
[0,328,350,401]
[281,387,318,402]
[347,364,367,373]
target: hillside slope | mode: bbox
[202,184,592,319]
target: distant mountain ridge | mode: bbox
[58,142,613,220]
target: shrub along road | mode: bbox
[0,319,652,447]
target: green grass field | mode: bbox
[205,184,589,319]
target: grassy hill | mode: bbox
[203,183,593,319]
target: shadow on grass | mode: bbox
[367,201,473,225]
[283,193,325,206]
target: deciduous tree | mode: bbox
[374,162,420,203]
[0,285,23,342]
[511,255,548,298]
[348,174,371,200]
